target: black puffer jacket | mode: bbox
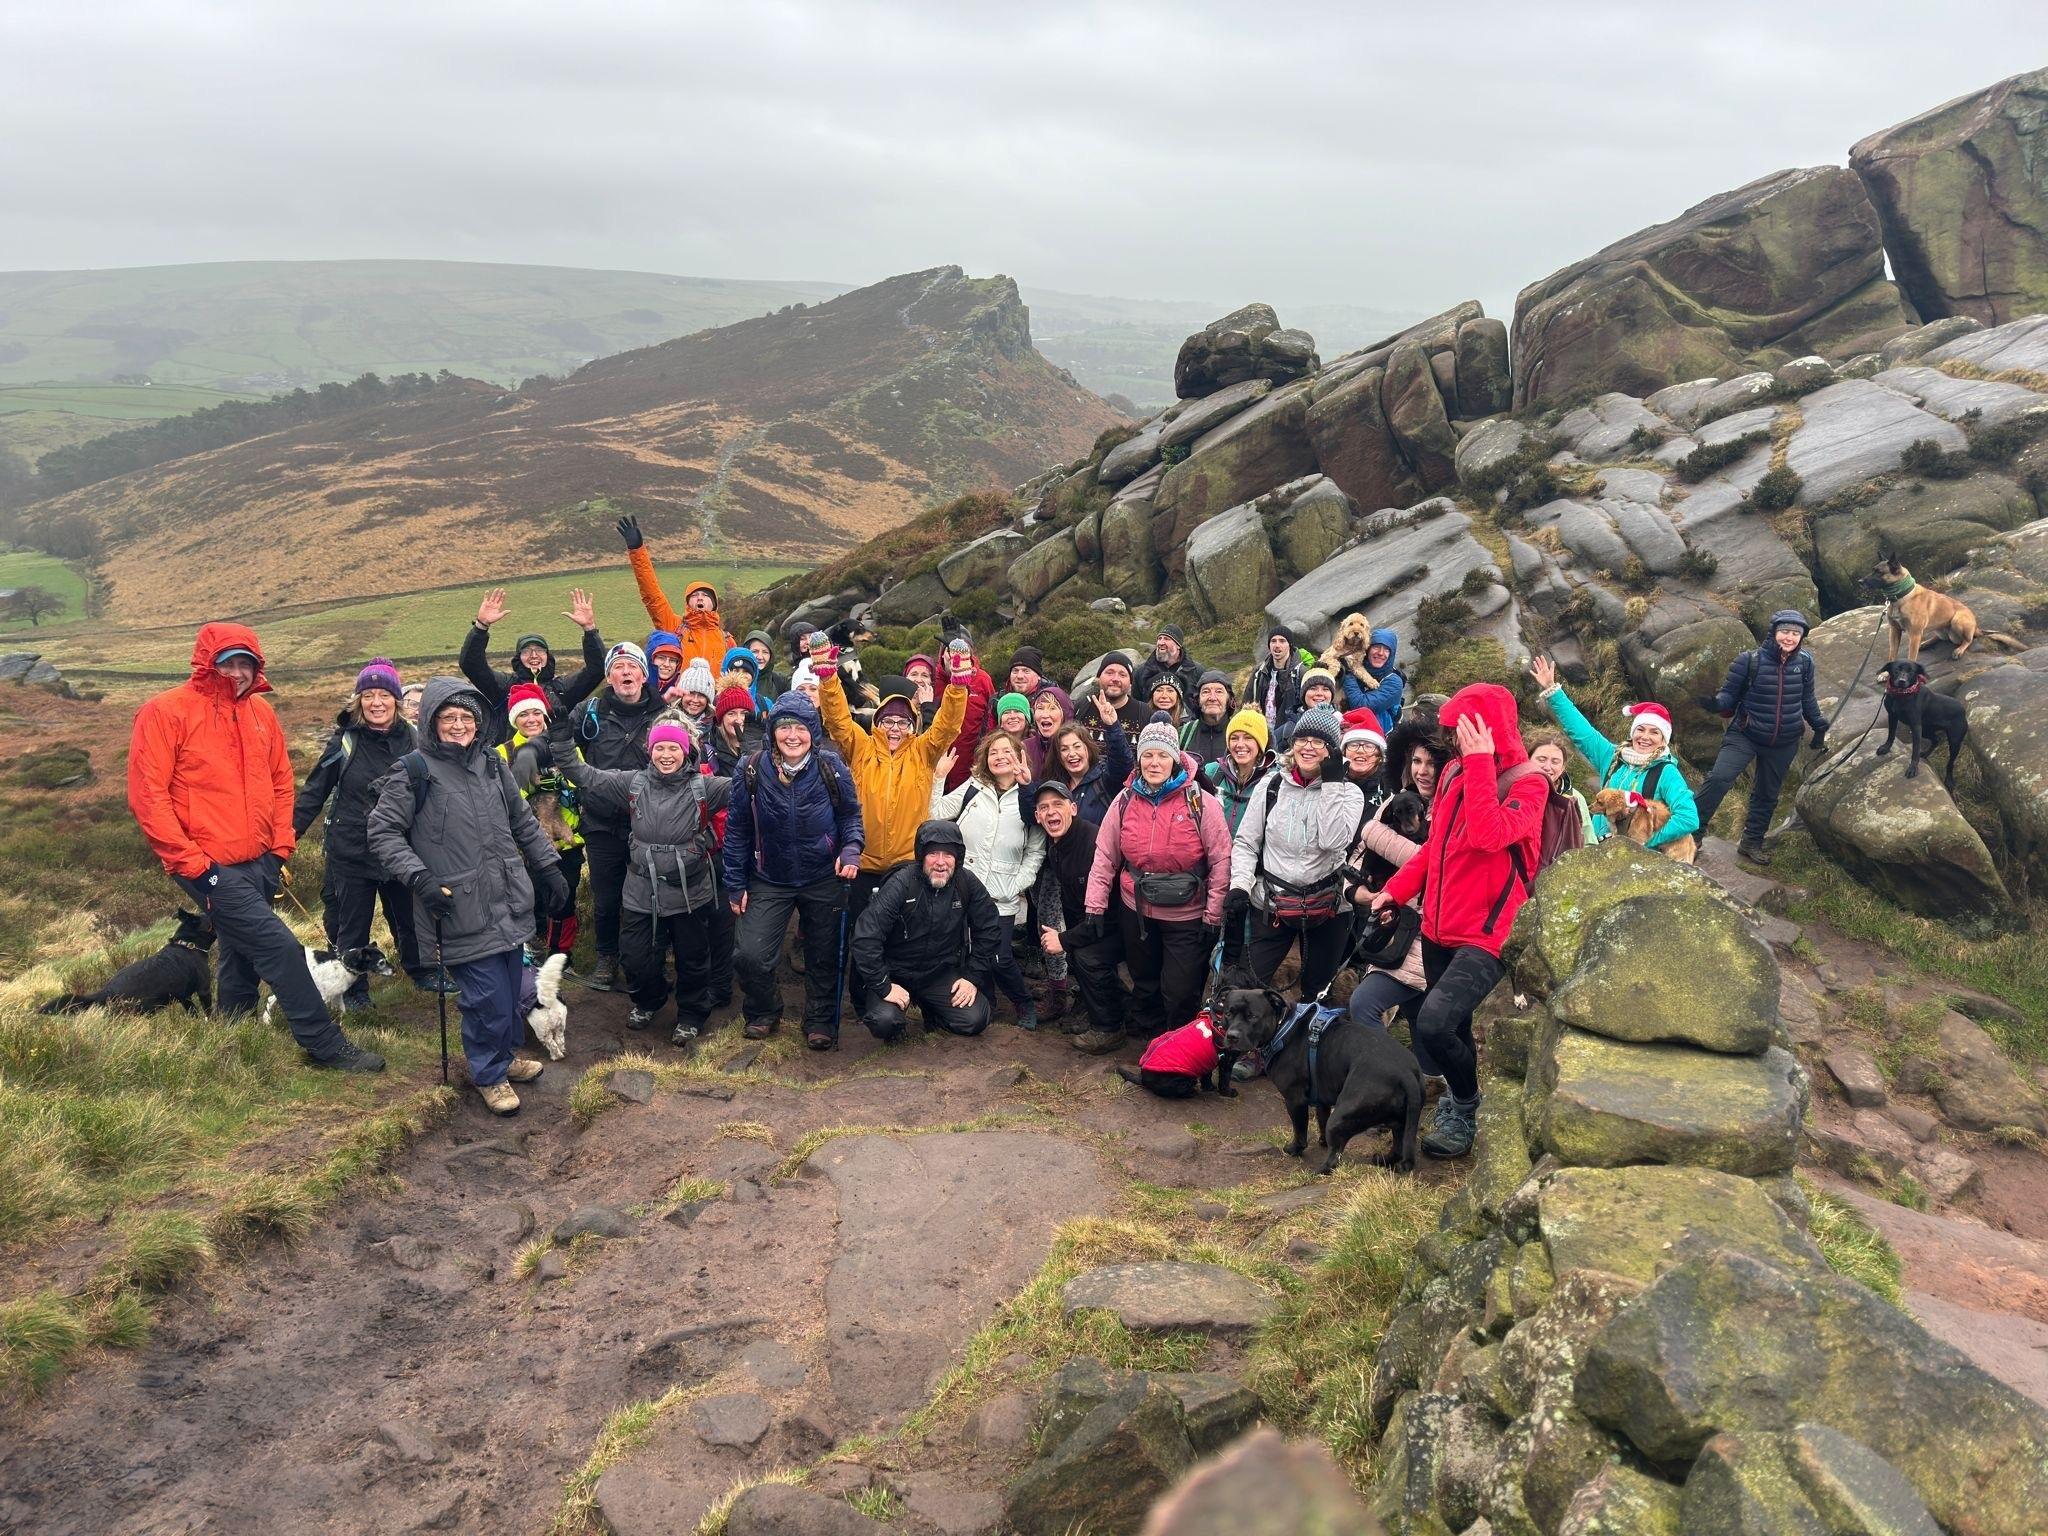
[853,850,1003,995]
[1031,817,1100,932]
[564,759,732,915]
[709,718,764,777]
[572,688,662,831]
[292,709,418,880]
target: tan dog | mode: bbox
[1590,787,1697,864]
[1871,557,1984,662]
[1319,611,1372,674]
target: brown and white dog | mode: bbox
[1869,557,1988,662]
[1318,611,1372,675]
[1589,787,1697,864]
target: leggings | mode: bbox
[1414,936,1504,1102]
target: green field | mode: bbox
[0,550,90,626]
[5,560,805,679]
[0,383,263,461]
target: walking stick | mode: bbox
[433,901,450,1085]
[829,903,850,1039]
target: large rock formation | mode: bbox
[1512,167,1915,410]
[1851,67,2048,326]
[1173,304,1319,399]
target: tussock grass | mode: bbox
[551,1385,710,1536]
[1243,1171,1447,1478]
[206,1174,317,1254]
[95,1212,214,1294]
[1800,1179,1904,1305]
[716,1120,777,1145]
[846,1484,904,1521]
[690,1467,810,1536]
[659,1174,729,1210]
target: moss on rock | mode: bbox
[1550,894,1778,1055]
[1507,838,1736,998]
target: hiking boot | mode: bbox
[671,1022,701,1047]
[744,1017,777,1040]
[1035,979,1073,1025]
[806,1030,837,1051]
[1072,1028,1127,1056]
[319,1042,386,1074]
[478,1081,520,1115]
[1014,1002,1040,1032]
[506,1058,544,1083]
[1422,1094,1480,1158]
[1736,838,1771,867]
[585,956,618,992]
[626,1005,655,1030]
[413,968,458,995]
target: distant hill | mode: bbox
[0,260,1413,455]
[25,266,1122,625]
[0,260,845,460]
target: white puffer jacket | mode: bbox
[930,776,1046,921]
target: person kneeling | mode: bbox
[853,820,1001,1041]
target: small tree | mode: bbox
[6,585,62,626]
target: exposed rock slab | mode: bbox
[1680,1423,1940,1536]
[1061,1261,1276,1338]
[1783,379,1965,505]
[1549,894,1777,1055]
[1795,749,2009,921]
[811,1132,1111,1429]
[1154,387,1315,573]
[1174,303,1317,398]
[1536,1164,1822,1288]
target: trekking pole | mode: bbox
[829,902,850,1038]
[433,903,450,1085]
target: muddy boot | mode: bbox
[478,1081,519,1116]
[1072,1027,1126,1056]
[1014,1001,1040,1032]
[413,968,458,995]
[1736,838,1771,867]
[1036,978,1073,1026]
[1422,1094,1479,1158]
[318,1041,386,1074]
[585,955,618,992]
[506,1058,544,1083]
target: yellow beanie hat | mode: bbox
[1225,707,1270,752]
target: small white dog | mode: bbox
[261,943,392,1026]
[523,953,571,1060]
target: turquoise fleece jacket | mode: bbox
[1542,687,1699,850]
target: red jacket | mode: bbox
[128,622,297,879]
[1379,683,1544,955]
[1140,1008,1222,1076]
[1085,768,1232,927]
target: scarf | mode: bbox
[1133,765,1190,803]
[1618,743,1661,769]
[775,752,810,783]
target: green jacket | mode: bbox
[1542,688,1700,850]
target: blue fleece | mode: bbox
[1340,628,1406,731]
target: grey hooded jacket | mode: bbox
[366,676,561,966]
[563,758,733,917]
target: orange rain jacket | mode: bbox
[627,551,736,675]
[128,622,297,879]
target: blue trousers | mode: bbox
[452,949,525,1086]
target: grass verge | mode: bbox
[1799,1177,1905,1305]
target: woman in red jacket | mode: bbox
[1369,683,1543,1158]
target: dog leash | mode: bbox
[1801,616,1895,790]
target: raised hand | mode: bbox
[616,514,644,550]
[476,587,509,628]
[564,588,595,631]
[1453,713,1495,756]
[1094,690,1116,724]
[934,747,958,780]
[1529,654,1557,692]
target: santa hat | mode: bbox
[1622,700,1673,745]
[507,682,550,726]
[1340,707,1385,752]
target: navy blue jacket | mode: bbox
[722,696,864,892]
[1711,644,1826,748]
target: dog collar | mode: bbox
[1887,675,1922,695]
[1881,575,1917,601]
[169,938,207,953]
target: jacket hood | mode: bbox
[420,675,489,752]
[766,689,823,738]
[189,622,272,694]
[1032,683,1075,725]
[744,629,775,659]
[1438,682,1527,769]
[511,633,556,682]
[683,579,719,607]
[1370,628,1400,665]
[646,630,684,662]
[1767,609,1810,637]
[915,818,966,859]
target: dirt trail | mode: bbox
[0,976,1307,1536]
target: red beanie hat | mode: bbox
[507,682,550,726]
[1622,700,1673,744]
[715,686,757,721]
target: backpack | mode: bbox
[1536,784,1587,873]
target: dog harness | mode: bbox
[1263,1001,1349,1109]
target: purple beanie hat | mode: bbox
[355,658,403,698]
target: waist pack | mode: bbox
[1263,872,1342,926]
[1132,869,1203,908]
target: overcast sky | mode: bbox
[4,2,2043,320]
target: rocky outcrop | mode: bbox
[1173,304,1318,399]
[1512,167,1914,410]
[1851,67,2048,326]
[1366,841,2048,1536]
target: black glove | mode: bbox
[1223,888,1251,925]
[412,873,457,921]
[615,514,643,550]
[1809,730,1828,754]
[538,866,571,915]
[1201,924,1222,954]
[1070,914,1104,947]
[1693,693,1722,714]
[525,734,553,770]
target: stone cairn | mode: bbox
[1363,835,2048,1534]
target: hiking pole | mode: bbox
[829,902,850,1039]
[433,902,450,1085]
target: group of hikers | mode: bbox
[125,519,1829,1149]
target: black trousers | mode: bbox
[1136,1066,1201,1099]
[1247,908,1351,1003]
[324,870,423,1003]
[1116,905,1209,1038]
[621,905,716,1029]
[735,876,848,1037]
[705,895,734,1008]
[1415,935,1505,1103]
[1691,729,1801,844]
[177,858,347,1061]
[863,971,992,1041]
[844,869,891,1013]
[583,825,630,958]
[1067,919,1131,1033]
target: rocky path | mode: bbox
[0,974,1315,1536]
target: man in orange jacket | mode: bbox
[128,623,384,1072]
[616,514,735,674]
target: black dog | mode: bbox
[39,909,215,1015]
[1220,985,1423,1174]
[1358,790,1429,889]
[1875,660,1968,787]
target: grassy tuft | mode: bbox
[691,1468,810,1536]
[96,1212,214,1294]
[552,1386,706,1536]
[847,1484,904,1521]
[206,1174,318,1254]
[716,1120,778,1145]
[0,1292,91,1395]
[773,1111,1048,1178]
[1800,1179,1904,1305]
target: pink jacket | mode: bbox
[1085,775,1232,926]
[1360,813,1427,990]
